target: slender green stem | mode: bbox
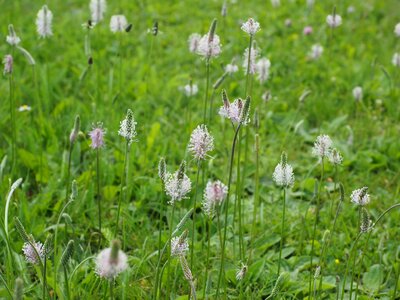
[64,266,70,300]
[190,161,202,270]
[110,280,114,300]
[54,199,74,299]
[308,159,324,297]
[250,134,260,262]
[216,209,223,251]
[115,141,130,237]
[341,233,362,300]
[65,143,73,202]
[43,253,47,300]
[203,218,211,300]
[9,72,16,174]
[235,130,243,262]
[154,183,165,299]
[317,185,344,299]
[216,124,241,298]
[166,205,176,298]
[277,188,286,275]
[203,60,210,124]
[118,33,123,98]
[349,208,363,300]
[244,35,253,97]
[208,89,216,124]
[96,148,102,246]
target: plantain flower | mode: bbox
[256,58,271,83]
[95,240,128,280]
[312,135,332,159]
[188,124,214,160]
[241,18,260,36]
[22,241,45,265]
[110,15,128,33]
[89,123,106,149]
[350,187,370,206]
[90,0,106,23]
[326,14,342,28]
[202,180,227,217]
[273,152,294,188]
[3,54,13,75]
[36,5,53,38]
[6,24,21,46]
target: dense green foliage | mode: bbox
[1,0,400,299]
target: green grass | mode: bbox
[1,0,400,299]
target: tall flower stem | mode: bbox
[234,130,243,261]
[64,266,70,300]
[308,159,324,297]
[110,281,114,300]
[250,134,260,260]
[317,183,344,298]
[340,232,362,300]
[190,161,202,270]
[154,183,165,299]
[244,35,253,97]
[277,188,286,275]
[202,217,211,300]
[96,148,102,246]
[216,124,241,298]
[203,59,210,124]
[65,143,73,202]
[166,205,176,298]
[114,141,130,237]
[8,70,16,173]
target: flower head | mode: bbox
[326,14,342,28]
[273,152,295,188]
[36,5,53,38]
[188,33,201,53]
[110,15,128,33]
[243,44,259,75]
[164,162,191,205]
[3,55,13,75]
[394,23,400,37]
[241,18,260,36]
[196,33,221,59]
[312,135,333,159]
[22,241,45,264]
[202,180,228,217]
[158,157,167,182]
[352,86,363,102]
[271,0,280,7]
[171,231,189,257]
[309,44,323,60]
[328,148,343,165]
[392,53,400,67]
[256,58,271,83]
[95,240,128,280]
[118,109,137,145]
[236,263,248,281]
[90,0,107,23]
[225,63,238,74]
[188,125,214,160]
[6,24,21,46]
[303,26,313,35]
[181,83,198,97]
[350,187,370,206]
[219,93,250,125]
[89,123,106,149]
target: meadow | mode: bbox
[1,0,400,299]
